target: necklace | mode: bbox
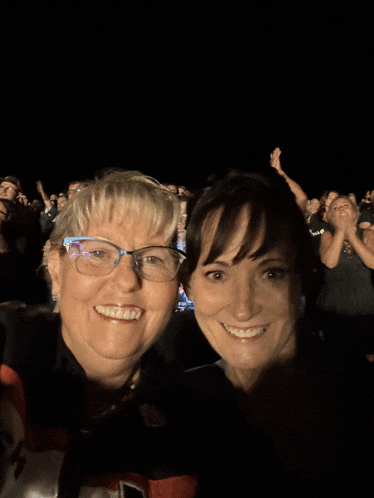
[342,240,353,254]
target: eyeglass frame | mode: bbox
[0,186,17,194]
[62,236,186,281]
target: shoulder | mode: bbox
[363,227,374,244]
[175,363,231,395]
[319,229,333,248]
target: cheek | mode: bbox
[265,287,292,313]
[147,281,179,314]
[58,263,100,322]
[188,276,225,316]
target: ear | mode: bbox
[47,250,63,296]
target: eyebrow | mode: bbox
[203,256,289,267]
[203,259,231,267]
[256,257,290,267]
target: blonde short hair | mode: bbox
[49,170,180,250]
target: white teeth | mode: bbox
[95,305,142,320]
[223,323,267,338]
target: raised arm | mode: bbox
[36,180,52,211]
[269,148,308,213]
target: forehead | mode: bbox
[331,197,351,207]
[200,206,292,263]
[85,205,168,241]
[1,181,17,189]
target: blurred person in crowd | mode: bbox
[305,198,320,224]
[322,190,339,217]
[359,189,373,209]
[29,199,44,214]
[67,180,87,199]
[358,189,374,230]
[317,195,374,356]
[0,176,21,203]
[57,192,67,211]
[36,181,59,242]
[0,199,48,304]
[307,190,339,254]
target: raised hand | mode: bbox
[329,206,356,237]
[269,147,282,172]
[36,180,47,197]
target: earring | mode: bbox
[52,294,59,302]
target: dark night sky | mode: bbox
[4,4,373,202]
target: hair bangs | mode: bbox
[50,170,180,249]
[203,202,289,266]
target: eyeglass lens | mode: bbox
[66,239,183,281]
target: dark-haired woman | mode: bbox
[180,170,374,496]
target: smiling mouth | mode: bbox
[94,305,143,320]
[222,323,268,339]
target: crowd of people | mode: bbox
[0,155,373,496]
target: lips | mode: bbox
[222,323,268,339]
[94,305,143,320]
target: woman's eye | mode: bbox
[90,250,108,259]
[143,255,162,265]
[206,270,226,282]
[262,268,288,281]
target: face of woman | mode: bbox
[187,208,298,376]
[49,212,178,378]
[328,197,357,225]
[310,198,319,214]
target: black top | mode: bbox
[0,302,293,497]
[307,213,329,255]
[316,228,374,316]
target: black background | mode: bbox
[4,4,373,201]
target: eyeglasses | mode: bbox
[63,237,186,282]
[0,186,17,194]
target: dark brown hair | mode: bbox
[180,170,320,296]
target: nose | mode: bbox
[111,254,141,292]
[229,279,262,322]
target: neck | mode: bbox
[221,336,297,394]
[225,364,263,393]
[84,365,140,390]
[62,329,140,390]
[83,368,140,418]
